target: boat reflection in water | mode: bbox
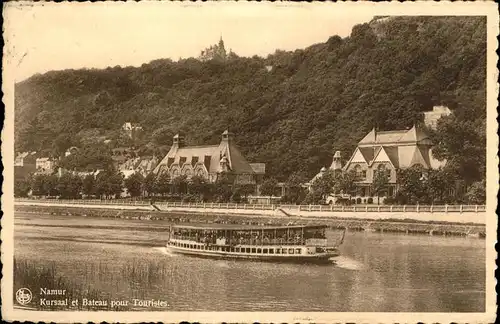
[167,224,346,264]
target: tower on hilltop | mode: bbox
[199,35,228,62]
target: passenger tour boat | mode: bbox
[166,224,345,263]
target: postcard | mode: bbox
[2,1,498,323]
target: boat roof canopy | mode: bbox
[171,224,329,231]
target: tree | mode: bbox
[51,133,75,158]
[172,175,188,195]
[155,173,171,196]
[334,170,356,200]
[124,173,144,197]
[283,172,307,204]
[33,174,59,197]
[82,174,95,197]
[188,175,210,201]
[425,167,456,204]
[371,169,389,204]
[143,173,156,197]
[56,173,83,199]
[15,178,31,197]
[94,171,124,199]
[396,166,429,204]
[107,172,125,197]
[239,184,256,201]
[259,177,279,196]
[465,180,485,204]
[431,115,485,185]
[31,174,48,196]
[213,175,233,202]
[310,170,336,203]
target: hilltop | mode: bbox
[15,16,486,181]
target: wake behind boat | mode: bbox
[166,224,345,263]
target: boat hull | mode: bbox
[166,244,339,264]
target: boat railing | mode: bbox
[171,236,308,246]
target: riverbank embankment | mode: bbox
[14,202,486,238]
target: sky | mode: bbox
[4,2,374,81]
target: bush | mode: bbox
[367,197,373,204]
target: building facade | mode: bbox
[152,130,263,185]
[423,105,452,129]
[122,122,144,140]
[342,125,445,201]
[35,157,56,175]
[15,152,38,180]
[119,156,159,178]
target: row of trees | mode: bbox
[14,172,259,203]
[393,167,486,205]
[304,165,486,205]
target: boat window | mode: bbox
[251,248,256,253]
[246,248,251,253]
[289,248,294,254]
[257,248,262,253]
[269,248,274,254]
[230,247,234,252]
[276,248,281,254]
[296,248,301,254]
[263,248,268,254]
[282,248,287,254]
[235,247,240,253]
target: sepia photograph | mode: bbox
[1,1,497,323]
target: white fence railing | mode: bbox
[14,198,487,213]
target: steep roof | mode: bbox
[399,125,431,143]
[153,132,255,175]
[359,129,408,146]
[359,125,432,146]
[383,146,400,168]
[358,147,375,164]
[155,145,221,173]
[222,140,255,174]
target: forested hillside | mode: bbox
[15,16,486,182]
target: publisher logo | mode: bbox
[16,288,32,305]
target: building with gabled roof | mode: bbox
[342,124,445,199]
[153,130,262,185]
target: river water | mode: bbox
[14,212,485,312]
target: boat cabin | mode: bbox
[170,224,328,247]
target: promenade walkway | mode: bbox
[14,199,487,225]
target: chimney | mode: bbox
[172,133,185,148]
[221,129,233,143]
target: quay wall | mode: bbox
[14,200,486,225]
[157,206,485,224]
